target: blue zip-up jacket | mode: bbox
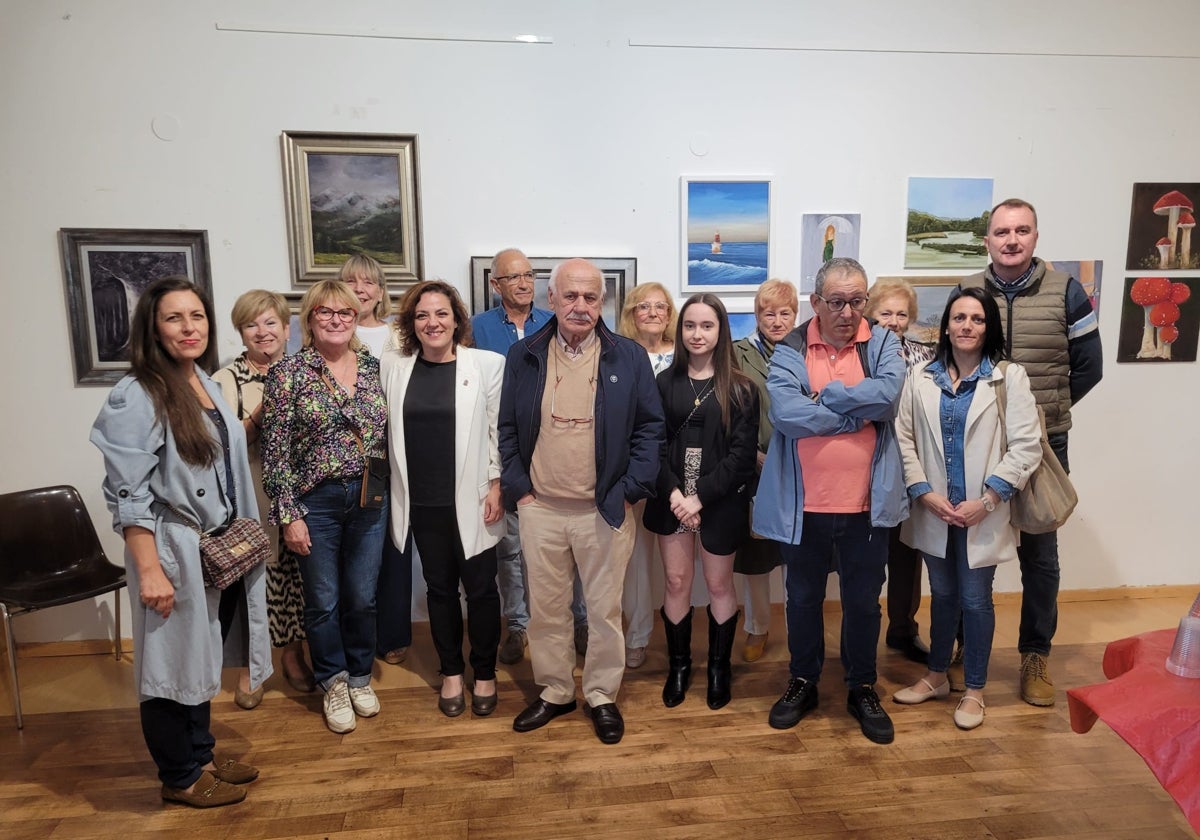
[498,317,665,528]
[752,321,908,545]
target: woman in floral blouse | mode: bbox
[262,279,389,734]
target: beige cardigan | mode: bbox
[897,360,1043,568]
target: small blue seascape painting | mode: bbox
[682,178,771,292]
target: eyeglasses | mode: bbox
[815,295,868,313]
[550,351,597,428]
[494,270,536,284]
[635,302,669,314]
[312,306,357,322]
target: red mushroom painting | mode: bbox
[1119,277,1200,363]
[1126,183,1200,270]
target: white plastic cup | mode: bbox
[1166,615,1200,679]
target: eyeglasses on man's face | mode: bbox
[634,301,669,314]
[815,295,869,313]
[312,306,357,323]
[494,270,536,284]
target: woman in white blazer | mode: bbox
[894,287,1042,730]
[381,280,505,718]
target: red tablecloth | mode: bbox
[1067,628,1200,833]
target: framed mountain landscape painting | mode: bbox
[281,131,423,287]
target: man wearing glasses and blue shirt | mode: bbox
[499,258,663,744]
[753,257,907,745]
[472,249,591,666]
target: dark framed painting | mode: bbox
[281,131,422,287]
[1117,277,1199,363]
[469,256,635,326]
[59,228,212,386]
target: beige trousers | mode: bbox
[518,498,635,707]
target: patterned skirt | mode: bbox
[674,447,702,534]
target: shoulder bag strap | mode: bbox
[319,371,367,459]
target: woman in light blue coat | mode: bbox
[91,277,271,808]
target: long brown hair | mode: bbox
[669,293,754,433]
[128,276,219,468]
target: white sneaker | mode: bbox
[349,684,381,717]
[324,678,357,733]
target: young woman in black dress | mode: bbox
[644,293,759,710]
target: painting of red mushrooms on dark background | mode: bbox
[1126,182,1200,270]
[1118,277,1199,362]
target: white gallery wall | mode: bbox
[2,0,1197,642]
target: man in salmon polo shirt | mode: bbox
[752,257,908,744]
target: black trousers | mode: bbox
[140,579,242,788]
[885,524,923,642]
[410,504,501,680]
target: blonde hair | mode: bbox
[618,282,676,343]
[299,280,365,352]
[865,278,919,323]
[338,254,391,322]
[754,278,798,315]
[229,289,289,334]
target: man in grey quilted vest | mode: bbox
[961,198,1103,707]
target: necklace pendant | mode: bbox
[694,397,700,406]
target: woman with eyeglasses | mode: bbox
[338,255,415,673]
[643,293,759,709]
[261,280,389,734]
[616,283,678,669]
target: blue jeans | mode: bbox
[296,478,387,690]
[925,527,997,690]
[375,529,413,655]
[1017,432,1068,656]
[781,512,888,687]
[498,509,587,632]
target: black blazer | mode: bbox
[643,369,759,555]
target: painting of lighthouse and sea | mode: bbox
[682,177,771,291]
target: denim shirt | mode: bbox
[471,306,553,354]
[907,357,1015,504]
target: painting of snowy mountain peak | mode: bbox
[281,132,422,287]
[681,177,771,292]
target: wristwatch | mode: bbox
[980,494,996,513]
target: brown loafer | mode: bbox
[210,755,259,785]
[161,770,246,808]
[234,684,264,710]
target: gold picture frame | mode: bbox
[281,131,422,288]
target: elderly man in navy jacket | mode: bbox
[499,258,664,745]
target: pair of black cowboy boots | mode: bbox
[660,605,738,709]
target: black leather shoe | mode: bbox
[768,677,818,730]
[848,684,895,744]
[512,698,577,732]
[587,702,625,744]
[886,634,930,665]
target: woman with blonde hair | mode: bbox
[338,255,414,670]
[213,290,314,702]
[864,278,935,665]
[262,279,389,734]
[730,278,798,662]
[616,282,677,668]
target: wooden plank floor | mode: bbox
[1,593,1196,839]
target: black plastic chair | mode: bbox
[0,485,126,729]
